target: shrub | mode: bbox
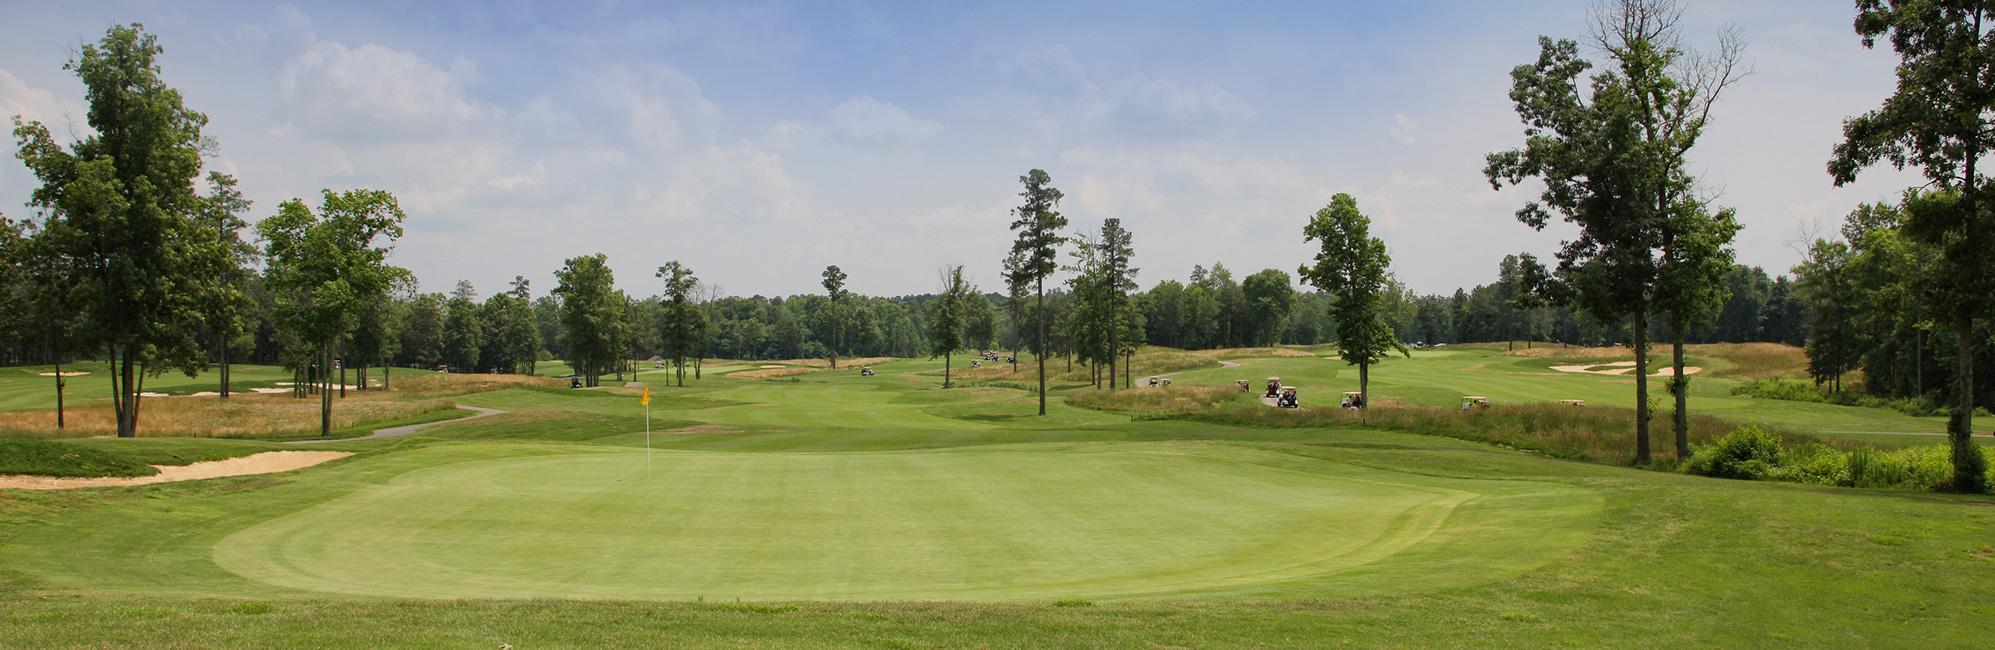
[1766,444,1851,487]
[1681,424,1785,480]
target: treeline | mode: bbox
[1791,199,1995,411]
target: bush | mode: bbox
[1682,424,1785,480]
[1766,444,1851,487]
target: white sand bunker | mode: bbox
[1551,361,1701,377]
[35,371,90,377]
[0,450,351,491]
[758,365,787,369]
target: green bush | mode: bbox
[1682,424,1785,480]
[1766,444,1850,487]
[1848,446,1954,491]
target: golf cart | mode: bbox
[1560,399,1586,408]
[568,376,582,389]
[1265,377,1282,398]
[1340,391,1363,409]
[1147,376,1160,387]
[860,367,875,377]
[1460,396,1491,411]
[1277,386,1300,408]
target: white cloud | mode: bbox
[0,67,87,135]
[825,96,940,144]
[596,64,722,153]
[1390,113,1419,146]
[1122,78,1257,124]
[279,40,501,138]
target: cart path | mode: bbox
[286,405,509,445]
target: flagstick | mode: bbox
[645,401,652,478]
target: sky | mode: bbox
[0,0,1926,299]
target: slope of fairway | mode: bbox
[211,442,1598,601]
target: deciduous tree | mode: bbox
[1299,194,1407,411]
[1829,0,1995,492]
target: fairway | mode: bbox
[213,442,1598,601]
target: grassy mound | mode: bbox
[0,439,155,477]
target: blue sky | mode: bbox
[0,1,1923,298]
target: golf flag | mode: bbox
[641,387,652,406]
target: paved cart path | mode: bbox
[287,405,509,445]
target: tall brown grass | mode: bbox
[0,393,457,439]
[0,372,550,439]
[1687,343,1809,381]
[1072,388,1813,467]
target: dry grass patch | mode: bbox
[0,393,457,439]
[1068,385,1240,416]
[1688,343,1808,380]
[388,373,566,398]
[1503,345,1630,360]
[1211,347,1317,358]
[776,357,895,369]
[732,367,816,380]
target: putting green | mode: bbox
[213,442,1598,601]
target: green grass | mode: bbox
[0,362,294,412]
[0,439,157,477]
[2,351,1993,646]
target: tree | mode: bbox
[930,265,972,388]
[1299,194,1407,411]
[258,190,408,436]
[195,172,255,398]
[1097,218,1138,389]
[504,277,541,375]
[11,24,215,437]
[1241,269,1296,347]
[1005,169,1068,415]
[442,280,483,372]
[553,254,619,388]
[1656,202,1741,458]
[1828,0,1995,493]
[399,292,445,370]
[1484,6,1737,462]
[821,265,847,369]
[1793,239,1864,392]
[659,261,705,387]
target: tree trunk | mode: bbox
[1036,280,1047,416]
[53,355,64,430]
[1949,310,1982,492]
[340,361,347,398]
[1109,304,1119,392]
[384,363,391,391]
[943,352,952,389]
[1358,360,1370,411]
[320,344,332,437]
[1672,325,1689,461]
[219,338,230,399]
[1633,312,1652,464]
[1125,351,1132,389]
[117,348,138,438]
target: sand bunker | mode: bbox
[35,371,90,377]
[758,365,787,369]
[0,451,352,491]
[1551,361,1701,377]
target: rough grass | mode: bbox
[0,439,155,477]
[0,393,459,439]
[387,373,567,397]
[1689,343,1809,380]
[951,348,1228,385]
[730,367,817,379]
[1071,388,1806,467]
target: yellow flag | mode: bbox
[641,387,651,406]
